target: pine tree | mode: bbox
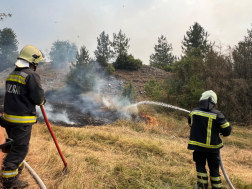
[66,46,95,92]
[0,28,19,71]
[182,22,213,56]
[233,26,252,81]
[112,30,130,58]
[150,35,176,71]
[94,31,113,67]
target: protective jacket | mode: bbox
[3,67,45,125]
[188,100,231,152]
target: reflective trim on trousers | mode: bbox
[1,169,18,178]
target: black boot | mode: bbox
[2,179,28,189]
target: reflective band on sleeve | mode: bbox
[197,172,208,177]
[220,122,230,128]
[3,113,37,123]
[197,178,208,184]
[190,110,217,119]
[1,169,18,178]
[189,140,223,149]
[6,75,26,85]
[210,176,221,181]
[212,183,222,188]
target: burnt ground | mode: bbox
[0,63,171,126]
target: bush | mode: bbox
[105,63,115,75]
[97,56,108,67]
[113,53,142,70]
[144,79,164,101]
[121,81,137,103]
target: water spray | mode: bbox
[126,101,235,189]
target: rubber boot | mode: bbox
[2,179,28,189]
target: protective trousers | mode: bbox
[1,123,32,188]
[193,150,222,189]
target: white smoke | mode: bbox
[36,104,75,125]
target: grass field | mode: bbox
[14,109,252,189]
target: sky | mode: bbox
[1,0,252,65]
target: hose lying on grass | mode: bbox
[24,160,47,189]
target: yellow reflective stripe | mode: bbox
[3,113,36,123]
[189,140,223,149]
[190,110,217,119]
[210,176,221,181]
[221,122,230,128]
[206,118,213,145]
[19,162,24,167]
[6,75,26,85]
[1,169,18,178]
[197,172,208,177]
[212,183,222,188]
[40,100,44,106]
[197,178,208,184]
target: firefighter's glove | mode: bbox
[0,138,13,153]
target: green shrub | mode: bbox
[113,53,142,70]
[97,56,108,67]
[144,79,164,101]
[105,63,115,74]
[121,81,137,103]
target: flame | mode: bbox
[141,113,158,126]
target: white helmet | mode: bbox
[200,90,217,104]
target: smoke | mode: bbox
[36,104,75,125]
[40,63,137,126]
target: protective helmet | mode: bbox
[17,45,43,66]
[200,90,217,104]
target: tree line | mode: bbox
[1,22,252,124]
[146,22,252,125]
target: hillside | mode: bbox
[0,64,251,189]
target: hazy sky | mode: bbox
[1,0,252,64]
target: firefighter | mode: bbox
[188,90,231,189]
[1,45,46,189]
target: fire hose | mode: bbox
[23,160,47,189]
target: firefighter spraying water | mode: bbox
[125,91,235,189]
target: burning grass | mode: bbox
[9,111,252,189]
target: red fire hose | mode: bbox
[40,105,67,173]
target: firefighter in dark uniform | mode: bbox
[1,45,46,189]
[188,90,231,189]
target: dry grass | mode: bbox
[4,111,252,189]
